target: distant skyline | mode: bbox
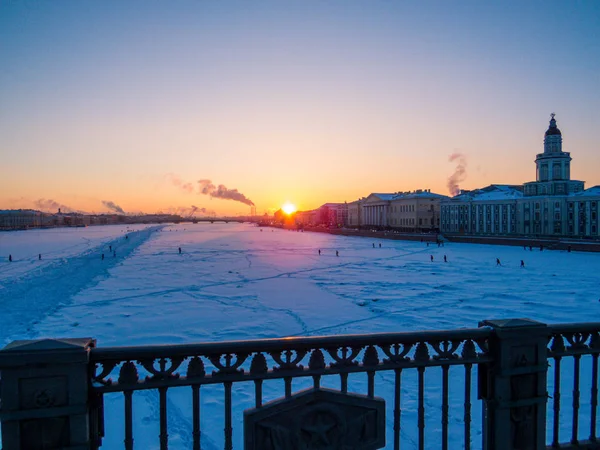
[1,1,599,215]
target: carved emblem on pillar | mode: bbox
[244,387,385,450]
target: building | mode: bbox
[347,198,365,227]
[357,191,447,230]
[315,203,348,227]
[440,185,524,235]
[0,210,42,230]
[441,115,600,238]
[389,190,447,232]
[294,210,315,226]
[361,194,395,228]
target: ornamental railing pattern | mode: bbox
[0,319,599,450]
[90,328,492,450]
[547,323,600,449]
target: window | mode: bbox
[555,202,560,209]
[419,219,423,226]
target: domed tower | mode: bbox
[524,114,584,196]
[536,113,569,182]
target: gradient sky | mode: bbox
[1,1,599,216]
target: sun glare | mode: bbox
[282,202,297,215]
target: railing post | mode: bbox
[0,338,96,450]
[479,319,548,450]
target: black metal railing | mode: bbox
[547,323,600,449]
[89,327,493,450]
[1,319,599,450]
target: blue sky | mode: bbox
[1,1,599,214]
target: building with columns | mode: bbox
[361,194,395,228]
[441,115,600,238]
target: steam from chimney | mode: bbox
[447,153,468,196]
[102,200,125,214]
[34,198,79,213]
[198,179,255,206]
[167,173,194,193]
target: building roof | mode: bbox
[448,185,523,202]
[393,191,449,200]
[572,186,600,198]
[0,209,41,215]
[371,193,397,201]
[319,203,346,208]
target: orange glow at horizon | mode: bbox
[282,202,297,215]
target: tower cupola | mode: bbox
[543,113,563,154]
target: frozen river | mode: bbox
[1,223,598,448]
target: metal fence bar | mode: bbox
[159,386,168,450]
[224,381,233,450]
[340,372,348,393]
[124,390,134,450]
[393,368,402,450]
[418,367,425,450]
[441,365,449,450]
[192,384,201,450]
[464,363,472,450]
[572,355,581,445]
[591,353,598,442]
[552,356,562,447]
[253,380,262,407]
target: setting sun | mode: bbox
[282,202,297,215]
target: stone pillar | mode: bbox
[478,319,548,450]
[0,338,96,450]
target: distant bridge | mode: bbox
[176,216,262,224]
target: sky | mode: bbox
[1,1,599,216]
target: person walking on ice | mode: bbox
[101,253,105,260]
[444,255,447,263]
[38,254,41,260]
[179,247,182,254]
[8,254,12,262]
[379,243,381,248]
[318,249,321,255]
[496,258,501,266]
[521,260,525,268]
[336,250,339,257]
[430,255,434,262]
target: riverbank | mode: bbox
[284,225,600,252]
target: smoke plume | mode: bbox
[447,153,468,196]
[34,198,78,213]
[167,173,194,193]
[198,179,254,206]
[169,205,214,217]
[102,200,125,214]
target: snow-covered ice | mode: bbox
[1,223,599,449]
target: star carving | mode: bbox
[301,411,338,447]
